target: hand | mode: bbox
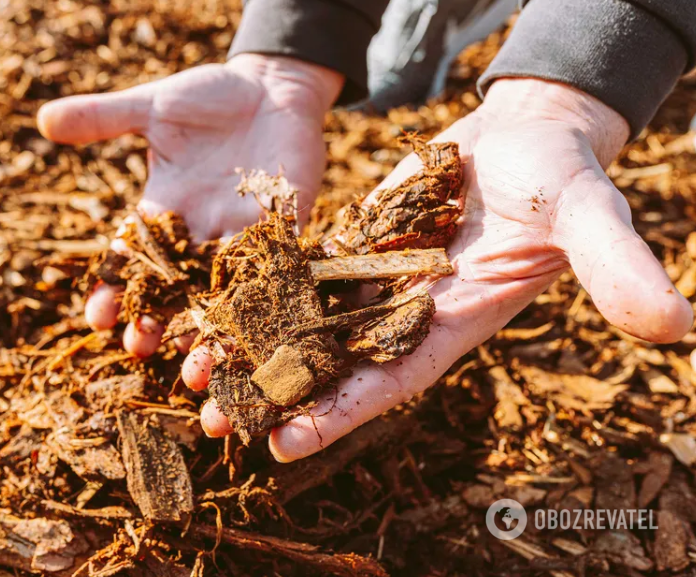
[37,54,343,356]
[186,78,693,459]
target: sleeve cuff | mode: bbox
[478,0,688,138]
[228,0,386,105]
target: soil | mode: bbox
[2,2,696,577]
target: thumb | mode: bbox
[557,176,693,343]
[37,85,153,144]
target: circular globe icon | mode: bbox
[486,499,527,540]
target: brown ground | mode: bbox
[2,1,696,576]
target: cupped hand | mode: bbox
[186,78,693,458]
[37,54,343,356]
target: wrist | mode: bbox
[482,78,630,168]
[226,54,344,115]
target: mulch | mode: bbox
[2,1,696,575]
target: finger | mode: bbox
[557,176,693,343]
[123,315,165,358]
[269,327,462,463]
[201,399,234,437]
[84,224,138,334]
[84,283,121,331]
[182,346,213,391]
[174,332,198,355]
[37,86,152,145]
[84,224,134,332]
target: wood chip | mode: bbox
[654,510,691,571]
[520,366,628,413]
[640,367,679,394]
[116,411,194,522]
[251,344,316,406]
[309,248,452,281]
[659,432,696,466]
[0,517,89,573]
[487,366,528,429]
[636,451,673,507]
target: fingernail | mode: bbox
[123,315,164,358]
[85,283,120,330]
[268,438,293,463]
[268,426,304,463]
[182,346,212,391]
[200,400,233,438]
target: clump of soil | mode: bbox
[82,139,464,443]
[205,212,348,443]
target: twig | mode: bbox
[187,523,387,577]
[42,500,134,519]
[47,332,100,371]
[132,210,185,284]
[288,290,427,338]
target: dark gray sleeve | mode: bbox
[228,0,390,104]
[479,0,696,138]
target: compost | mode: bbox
[77,138,461,443]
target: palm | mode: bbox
[263,107,692,461]
[369,114,604,350]
[413,111,674,343]
[38,54,341,351]
[141,64,327,238]
[438,114,594,326]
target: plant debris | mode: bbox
[116,410,194,522]
[340,138,462,254]
[80,136,461,443]
[2,2,696,576]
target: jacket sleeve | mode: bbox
[228,0,390,104]
[479,0,696,138]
